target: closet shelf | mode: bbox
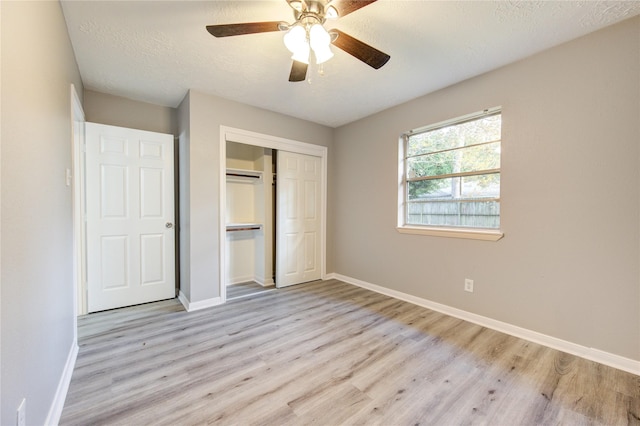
[226,168,263,182]
[226,223,263,232]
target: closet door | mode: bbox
[276,151,321,287]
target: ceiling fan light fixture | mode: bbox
[313,45,334,64]
[309,24,329,46]
[284,24,310,64]
[291,42,310,64]
[309,24,333,64]
[206,0,389,81]
[284,24,307,52]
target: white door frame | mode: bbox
[71,84,86,319]
[219,126,328,302]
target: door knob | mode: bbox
[166,222,173,229]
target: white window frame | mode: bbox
[397,108,504,241]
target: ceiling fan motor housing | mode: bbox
[291,1,329,26]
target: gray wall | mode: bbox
[331,17,640,361]
[1,1,83,424]
[83,89,177,135]
[179,90,333,303]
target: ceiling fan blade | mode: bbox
[206,21,283,37]
[331,29,390,69]
[289,60,308,82]
[330,0,377,17]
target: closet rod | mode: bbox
[226,172,261,179]
[226,226,262,232]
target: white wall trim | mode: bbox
[258,278,275,287]
[44,342,78,426]
[223,127,328,158]
[227,275,256,286]
[396,225,504,241]
[70,83,86,321]
[328,273,640,376]
[178,290,223,312]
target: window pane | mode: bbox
[407,173,500,201]
[462,174,500,198]
[407,200,500,228]
[407,141,500,179]
[402,109,501,231]
[408,177,451,201]
[407,114,501,157]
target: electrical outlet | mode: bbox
[17,398,26,426]
[464,278,474,293]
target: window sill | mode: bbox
[397,225,504,241]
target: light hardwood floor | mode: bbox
[61,279,639,425]
[227,281,275,300]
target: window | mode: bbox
[398,108,503,240]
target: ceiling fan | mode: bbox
[206,0,390,82]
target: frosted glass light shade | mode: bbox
[309,24,329,50]
[291,42,310,64]
[284,23,335,66]
[313,45,334,64]
[284,25,306,53]
[284,24,310,64]
[309,24,333,64]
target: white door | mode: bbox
[86,122,175,312]
[276,151,322,287]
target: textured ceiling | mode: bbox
[61,1,640,128]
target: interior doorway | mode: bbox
[219,127,327,303]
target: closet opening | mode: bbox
[219,126,328,304]
[225,142,276,300]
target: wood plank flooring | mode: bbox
[226,281,275,300]
[60,279,640,425]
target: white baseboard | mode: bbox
[328,273,640,376]
[256,277,275,287]
[45,341,78,426]
[178,291,223,312]
[227,275,255,286]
